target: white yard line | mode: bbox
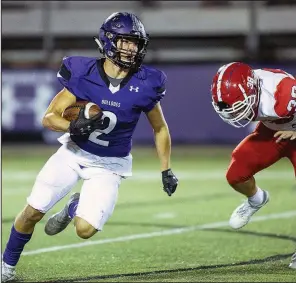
[2,171,294,196]
[2,170,293,196]
[22,210,296,256]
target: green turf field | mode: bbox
[2,145,296,282]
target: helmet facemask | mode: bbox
[95,30,149,70]
[212,77,260,128]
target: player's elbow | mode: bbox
[42,113,52,129]
[153,123,169,134]
[154,125,171,145]
[42,111,70,132]
[42,114,49,128]
[42,112,59,130]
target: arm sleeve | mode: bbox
[143,71,167,113]
[57,56,86,101]
[57,57,72,89]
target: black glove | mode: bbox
[69,107,103,143]
[162,169,178,196]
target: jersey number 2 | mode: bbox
[287,86,296,112]
[88,111,117,146]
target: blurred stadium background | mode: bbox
[2,1,296,282]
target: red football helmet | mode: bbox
[211,62,260,128]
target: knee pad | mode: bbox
[27,180,61,213]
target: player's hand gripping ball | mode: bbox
[63,101,103,142]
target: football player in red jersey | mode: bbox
[211,62,296,269]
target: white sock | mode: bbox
[4,262,15,269]
[248,186,264,206]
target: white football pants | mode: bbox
[27,145,122,231]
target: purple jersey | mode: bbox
[57,56,166,157]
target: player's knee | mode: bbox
[18,204,45,225]
[226,159,252,187]
[76,226,96,239]
[226,167,240,187]
[75,218,97,239]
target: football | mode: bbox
[62,101,102,122]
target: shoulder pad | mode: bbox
[58,56,96,82]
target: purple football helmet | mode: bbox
[94,12,150,70]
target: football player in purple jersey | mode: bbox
[2,12,178,282]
